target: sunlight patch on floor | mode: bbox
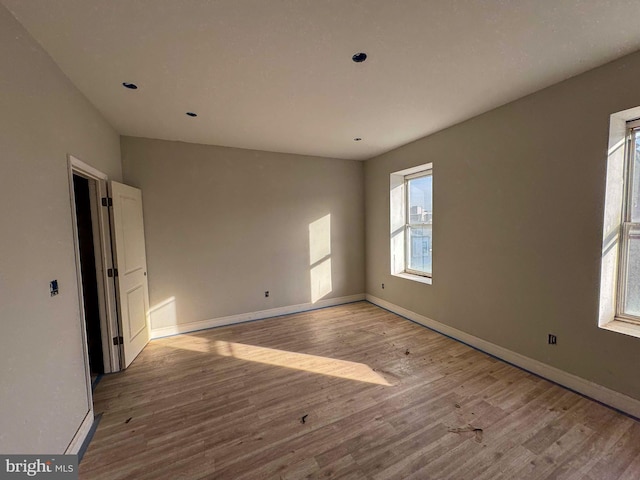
[214,340,391,386]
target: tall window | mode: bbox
[405,169,433,277]
[390,163,433,284]
[618,120,640,323]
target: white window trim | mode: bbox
[390,163,433,285]
[599,108,640,338]
[394,271,433,285]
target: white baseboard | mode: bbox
[150,294,366,339]
[366,294,640,419]
[65,409,94,455]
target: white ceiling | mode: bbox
[4,0,640,160]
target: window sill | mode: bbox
[392,272,432,285]
[600,319,640,339]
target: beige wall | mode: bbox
[0,4,121,453]
[365,50,640,401]
[121,137,364,330]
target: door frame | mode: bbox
[67,155,121,379]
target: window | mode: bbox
[617,120,640,324]
[405,170,433,277]
[390,163,433,284]
[599,107,640,337]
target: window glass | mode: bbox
[406,174,432,275]
[630,133,640,222]
[623,225,640,316]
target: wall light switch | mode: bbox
[50,280,59,297]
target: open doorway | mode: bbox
[68,156,121,386]
[72,174,105,382]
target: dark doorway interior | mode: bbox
[73,174,104,376]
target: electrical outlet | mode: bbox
[548,334,557,345]
[382,283,385,289]
[265,291,269,298]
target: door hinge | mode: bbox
[107,268,119,278]
[112,336,123,346]
[101,197,113,207]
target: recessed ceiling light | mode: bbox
[352,52,367,63]
[354,137,362,141]
[122,82,138,89]
[186,112,198,117]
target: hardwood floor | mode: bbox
[80,302,640,479]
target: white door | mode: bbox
[110,181,150,368]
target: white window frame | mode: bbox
[615,120,640,326]
[390,163,433,285]
[404,169,433,278]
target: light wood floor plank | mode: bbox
[79,302,640,479]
